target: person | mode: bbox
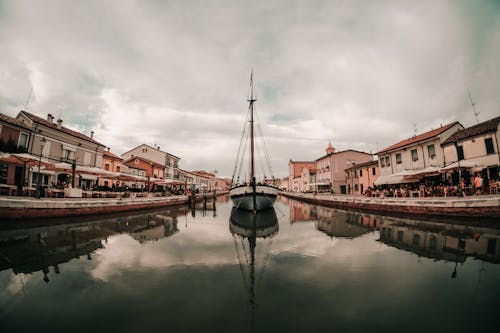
[474,174,483,195]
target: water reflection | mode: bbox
[0,207,187,283]
[282,197,500,265]
[229,208,279,329]
[1,197,500,333]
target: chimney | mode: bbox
[107,147,110,152]
[90,131,94,139]
[56,118,63,129]
[47,114,54,122]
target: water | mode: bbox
[1,196,500,333]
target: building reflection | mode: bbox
[378,218,500,265]
[0,207,189,283]
[284,197,378,239]
[282,197,500,265]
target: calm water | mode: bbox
[1,196,500,333]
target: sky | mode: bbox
[1,0,499,178]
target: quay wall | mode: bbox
[281,192,500,219]
[0,195,189,220]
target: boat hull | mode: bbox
[229,185,278,211]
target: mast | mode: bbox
[249,70,257,212]
[248,70,256,183]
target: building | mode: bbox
[345,160,380,195]
[315,142,374,194]
[15,111,106,191]
[441,116,500,185]
[376,121,464,186]
[288,160,315,192]
[215,177,231,192]
[99,149,124,188]
[123,156,165,179]
[0,113,32,186]
[121,144,180,180]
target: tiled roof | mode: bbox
[315,149,372,161]
[103,150,123,161]
[0,113,31,130]
[377,121,461,154]
[18,111,105,146]
[441,116,500,146]
[344,160,378,171]
[123,155,164,168]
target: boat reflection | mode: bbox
[229,208,279,330]
[0,207,188,283]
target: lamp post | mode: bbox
[454,140,462,196]
[35,138,46,199]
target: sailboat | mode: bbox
[229,72,278,212]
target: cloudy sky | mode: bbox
[1,0,499,177]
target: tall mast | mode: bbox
[248,70,256,183]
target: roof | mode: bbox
[123,156,164,168]
[315,149,372,161]
[121,143,180,160]
[344,160,378,171]
[377,121,461,155]
[289,160,315,164]
[0,113,31,131]
[18,111,105,146]
[441,116,500,146]
[103,150,123,161]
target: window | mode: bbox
[412,234,420,246]
[354,184,358,192]
[372,167,376,176]
[18,133,28,149]
[62,149,72,161]
[397,231,404,242]
[359,169,363,177]
[380,158,385,167]
[427,144,436,158]
[116,166,121,172]
[385,156,391,166]
[396,153,402,164]
[485,138,494,155]
[104,164,110,171]
[411,149,418,161]
[0,163,7,184]
[456,145,464,161]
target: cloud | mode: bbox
[1,0,499,177]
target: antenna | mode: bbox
[24,87,33,110]
[413,122,417,138]
[468,89,479,124]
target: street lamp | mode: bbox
[454,140,462,196]
[35,137,46,199]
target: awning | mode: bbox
[375,174,421,185]
[79,174,97,180]
[308,182,330,186]
[440,161,483,171]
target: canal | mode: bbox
[1,196,499,333]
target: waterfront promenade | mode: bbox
[0,195,190,220]
[281,192,500,219]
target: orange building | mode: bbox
[345,160,380,195]
[99,149,124,187]
[123,156,165,179]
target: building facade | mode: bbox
[345,160,380,195]
[441,116,500,184]
[315,143,374,194]
[121,144,180,180]
[15,111,106,190]
[376,121,463,186]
